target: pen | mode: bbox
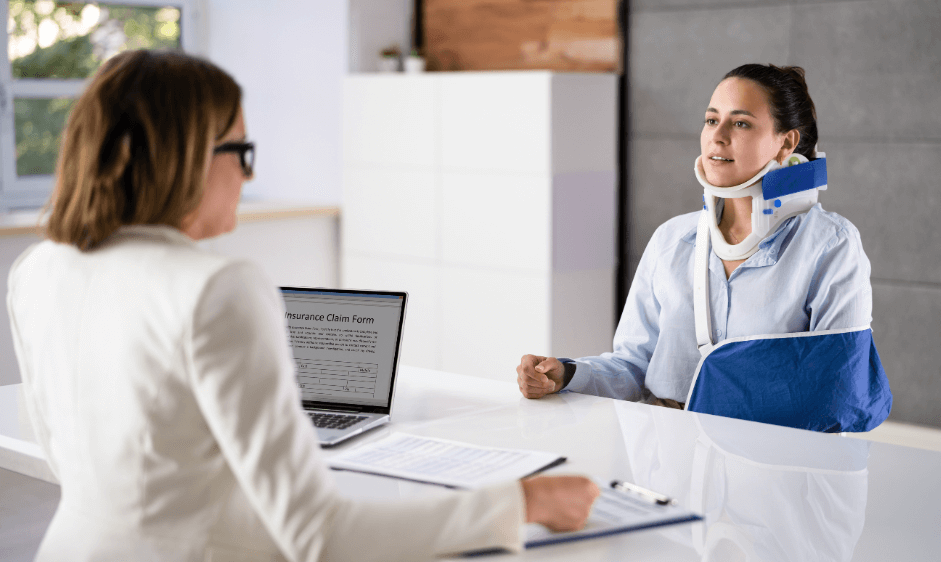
[610,480,676,506]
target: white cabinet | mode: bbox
[342,72,617,381]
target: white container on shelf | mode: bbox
[403,55,425,73]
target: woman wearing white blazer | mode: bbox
[7,50,598,562]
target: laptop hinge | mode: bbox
[304,403,365,413]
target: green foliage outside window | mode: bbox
[8,1,181,176]
[14,98,73,175]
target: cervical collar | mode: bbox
[694,153,828,260]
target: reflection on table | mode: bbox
[617,403,868,561]
[322,366,941,562]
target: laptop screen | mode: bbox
[280,288,406,410]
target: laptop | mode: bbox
[280,287,408,446]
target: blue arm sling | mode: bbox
[689,207,892,432]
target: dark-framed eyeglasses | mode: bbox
[213,141,255,178]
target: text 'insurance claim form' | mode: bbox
[282,290,403,407]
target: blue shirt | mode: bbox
[567,204,873,403]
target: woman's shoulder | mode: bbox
[105,225,242,268]
[784,204,870,280]
[8,239,54,291]
[797,204,864,248]
[649,210,702,250]
[650,210,701,239]
[10,226,263,300]
[108,227,268,295]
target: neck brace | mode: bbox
[694,153,828,260]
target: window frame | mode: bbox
[0,0,201,211]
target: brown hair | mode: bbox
[723,64,818,159]
[45,50,242,250]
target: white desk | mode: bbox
[324,366,941,561]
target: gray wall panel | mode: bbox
[629,6,791,136]
[822,142,941,284]
[872,282,941,426]
[791,0,941,140]
[629,137,701,258]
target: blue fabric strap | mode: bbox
[762,158,827,200]
[687,328,892,433]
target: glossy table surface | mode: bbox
[323,366,941,561]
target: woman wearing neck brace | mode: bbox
[516,64,891,432]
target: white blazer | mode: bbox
[8,225,524,562]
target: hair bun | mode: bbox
[723,63,818,160]
[776,65,809,91]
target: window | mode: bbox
[0,0,199,211]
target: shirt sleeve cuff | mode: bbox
[559,360,591,393]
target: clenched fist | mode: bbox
[516,355,565,399]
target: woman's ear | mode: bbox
[776,129,801,163]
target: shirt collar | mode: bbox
[739,216,800,269]
[681,213,801,267]
[111,224,196,246]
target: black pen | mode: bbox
[610,480,676,506]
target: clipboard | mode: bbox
[523,480,701,548]
[464,479,701,556]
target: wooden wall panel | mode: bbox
[424,0,619,72]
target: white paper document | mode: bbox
[525,481,701,548]
[327,433,565,489]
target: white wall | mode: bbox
[348,0,411,73]
[204,0,347,205]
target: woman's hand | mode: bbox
[516,355,565,399]
[521,476,600,532]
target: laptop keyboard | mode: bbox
[308,412,367,430]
